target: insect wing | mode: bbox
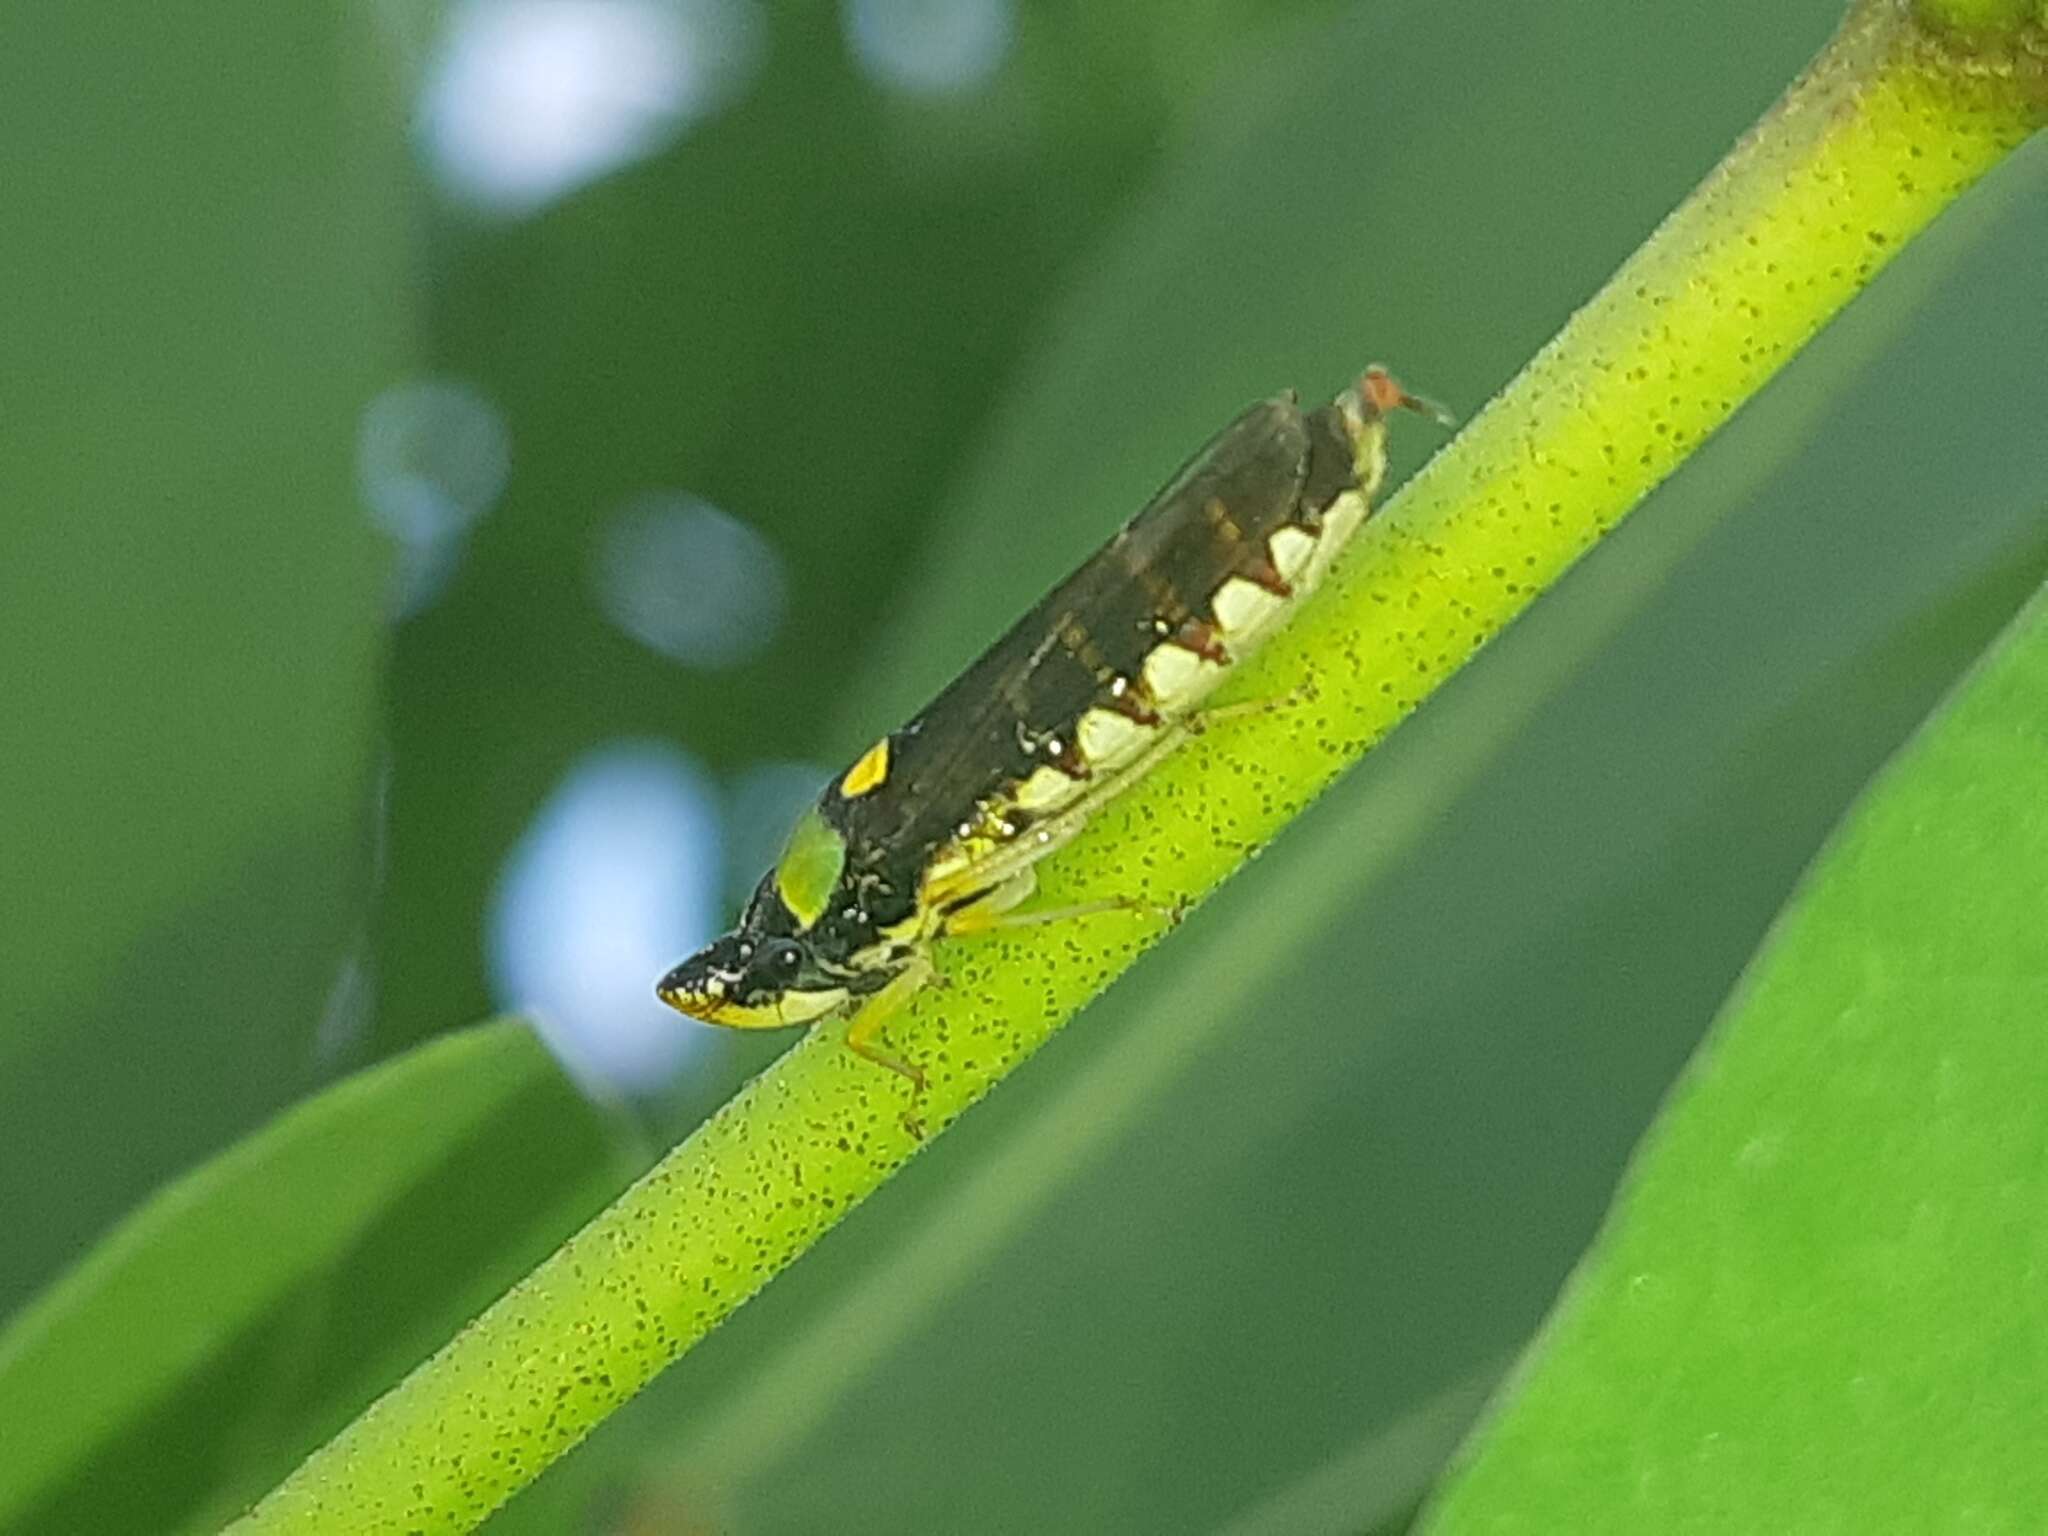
[826,395,1315,874]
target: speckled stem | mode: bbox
[1915,0,2048,37]
[230,7,2042,1532]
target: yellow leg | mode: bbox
[938,864,1171,939]
[944,894,1169,936]
[842,954,936,1135]
[1183,679,1317,734]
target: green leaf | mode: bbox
[0,1021,630,1536]
[0,1,409,1314]
[1425,578,2048,1529]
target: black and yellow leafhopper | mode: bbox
[658,369,1443,1099]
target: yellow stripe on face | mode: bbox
[840,736,891,798]
[665,985,850,1031]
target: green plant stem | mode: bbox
[1914,0,2048,37]
[231,6,2043,1531]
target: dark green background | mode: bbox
[3,1,2043,1531]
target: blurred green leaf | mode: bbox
[0,1021,631,1536]
[1425,577,2048,1528]
[0,4,408,1311]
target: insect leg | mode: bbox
[945,892,1170,936]
[843,952,940,1135]
[1181,675,1324,735]
[938,859,1177,944]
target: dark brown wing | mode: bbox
[823,394,1316,883]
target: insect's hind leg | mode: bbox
[1182,678,1319,735]
[940,866,1173,938]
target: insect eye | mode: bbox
[756,939,802,973]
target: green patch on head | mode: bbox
[774,805,846,930]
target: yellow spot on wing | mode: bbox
[841,736,891,798]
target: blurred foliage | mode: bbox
[0,4,405,1312]
[1428,582,2048,1531]
[1,0,2043,1532]
[0,1023,631,1533]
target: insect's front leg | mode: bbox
[843,951,937,1135]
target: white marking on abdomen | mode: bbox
[1269,524,1317,584]
[1076,706,1154,772]
[1298,491,1367,592]
[1210,575,1286,643]
[1142,642,1225,712]
[1014,763,1084,813]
